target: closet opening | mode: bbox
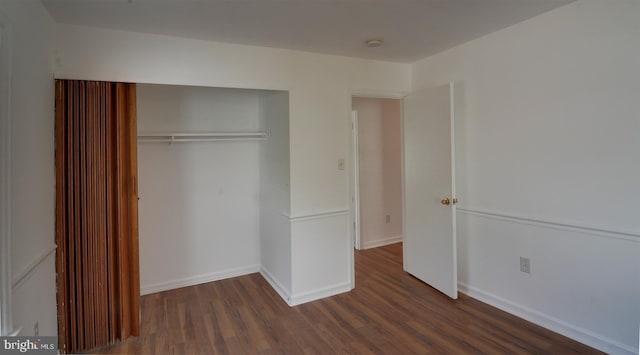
[136,84,291,299]
[55,82,291,353]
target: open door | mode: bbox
[402,83,457,299]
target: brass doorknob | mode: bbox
[441,197,458,206]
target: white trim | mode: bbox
[140,264,260,296]
[54,74,292,93]
[11,245,56,290]
[284,209,349,223]
[351,110,361,250]
[259,267,292,306]
[289,281,351,306]
[0,16,13,337]
[457,208,639,242]
[458,282,636,355]
[362,236,402,250]
[449,82,458,299]
[138,131,268,143]
[400,92,407,273]
[261,268,351,308]
[350,89,407,100]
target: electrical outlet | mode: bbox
[34,321,39,336]
[385,215,391,223]
[338,159,345,171]
[520,257,531,274]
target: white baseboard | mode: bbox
[141,264,260,296]
[8,327,23,336]
[458,282,637,355]
[259,267,292,306]
[289,281,351,306]
[260,267,351,307]
[362,235,402,250]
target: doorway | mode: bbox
[351,97,403,251]
[349,84,459,300]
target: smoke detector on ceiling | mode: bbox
[365,39,383,48]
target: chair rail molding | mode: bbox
[457,207,639,242]
[283,209,349,223]
[11,245,57,290]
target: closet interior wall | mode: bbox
[137,84,290,295]
[259,92,292,296]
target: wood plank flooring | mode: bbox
[95,243,601,354]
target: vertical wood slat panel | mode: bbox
[98,82,108,347]
[115,83,131,338]
[87,82,96,350]
[94,82,105,348]
[78,80,86,349]
[92,83,101,347]
[72,80,81,352]
[107,81,117,346]
[92,82,100,348]
[88,83,96,347]
[127,85,141,336]
[101,82,109,347]
[60,81,71,353]
[74,80,82,351]
[114,84,126,338]
[106,83,116,343]
[68,81,77,352]
[79,81,89,349]
[55,80,140,354]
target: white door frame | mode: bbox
[351,110,362,250]
[347,90,406,289]
[0,16,13,336]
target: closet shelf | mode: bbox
[137,131,268,143]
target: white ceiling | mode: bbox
[41,0,575,63]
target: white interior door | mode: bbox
[402,83,457,299]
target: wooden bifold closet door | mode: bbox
[55,80,140,354]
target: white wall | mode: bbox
[0,0,57,337]
[54,24,411,303]
[352,98,402,249]
[259,91,292,300]
[54,25,410,215]
[137,84,263,294]
[412,1,640,353]
[291,212,350,305]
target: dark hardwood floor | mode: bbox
[96,243,601,354]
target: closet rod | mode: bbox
[137,131,268,143]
